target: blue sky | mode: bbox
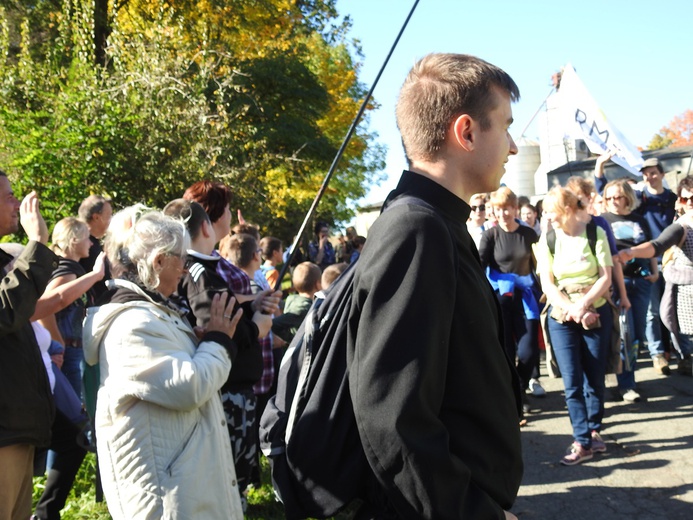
[336,0,693,204]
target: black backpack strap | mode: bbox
[585,220,597,258]
[547,222,597,258]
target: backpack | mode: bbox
[259,196,442,519]
[541,218,622,376]
[545,219,597,257]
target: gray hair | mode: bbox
[78,195,112,223]
[104,206,189,290]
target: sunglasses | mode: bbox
[680,196,693,204]
[470,204,486,212]
[604,195,625,202]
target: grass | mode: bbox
[32,453,111,519]
[33,453,352,519]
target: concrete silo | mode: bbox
[501,137,541,197]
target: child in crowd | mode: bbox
[272,262,322,344]
[321,262,348,290]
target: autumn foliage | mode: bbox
[647,109,693,150]
[0,0,385,242]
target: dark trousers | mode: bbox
[499,290,540,389]
[34,410,87,520]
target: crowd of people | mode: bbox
[1,51,692,520]
[469,154,693,466]
[0,168,369,519]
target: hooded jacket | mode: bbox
[83,279,244,520]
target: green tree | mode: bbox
[0,0,385,242]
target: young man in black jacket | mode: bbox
[0,171,59,520]
[347,54,524,520]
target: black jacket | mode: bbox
[177,252,262,391]
[348,171,523,519]
[0,241,59,448]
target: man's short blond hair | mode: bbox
[396,53,519,164]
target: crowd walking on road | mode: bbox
[2,53,693,520]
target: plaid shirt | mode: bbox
[214,251,251,295]
[213,251,274,395]
[251,270,275,395]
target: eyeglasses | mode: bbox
[680,196,693,204]
[470,204,486,212]
[604,195,625,202]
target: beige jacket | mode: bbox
[83,279,243,520]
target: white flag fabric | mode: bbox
[560,64,643,174]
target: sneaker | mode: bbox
[527,378,546,398]
[678,357,692,376]
[561,442,593,466]
[591,431,607,453]
[620,388,641,403]
[653,354,671,375]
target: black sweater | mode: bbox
[348,170,523,519]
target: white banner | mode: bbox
[559,64,643,174]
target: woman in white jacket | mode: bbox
[83,209,245,519]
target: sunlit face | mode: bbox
[520,206,536,227]
[495,204,517,227]
[468,87,518,194]
[93,202,113,238]
[542,204,573,231]
[642,167,664,190]
[0,176,20,237]
[156,253,188,298]
[592,194,604,216]
[680,188,693,215]
[75,232,91,259]
[469,196,487,225]
[604,185,629,216]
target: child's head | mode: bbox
[221,233,259,269]
[293,262,322,296]
[321,262,348,290]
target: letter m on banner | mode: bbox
[559,64,643,174]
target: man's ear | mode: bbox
[451,114,475,152]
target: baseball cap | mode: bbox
[640,157,661,172]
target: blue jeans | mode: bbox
[61,346,84,400]
[617,277,651,390]
[548,303,612,447]
[646,275,669,357]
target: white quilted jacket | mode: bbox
[83,279,243,519]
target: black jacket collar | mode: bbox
[385,170,471,223]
